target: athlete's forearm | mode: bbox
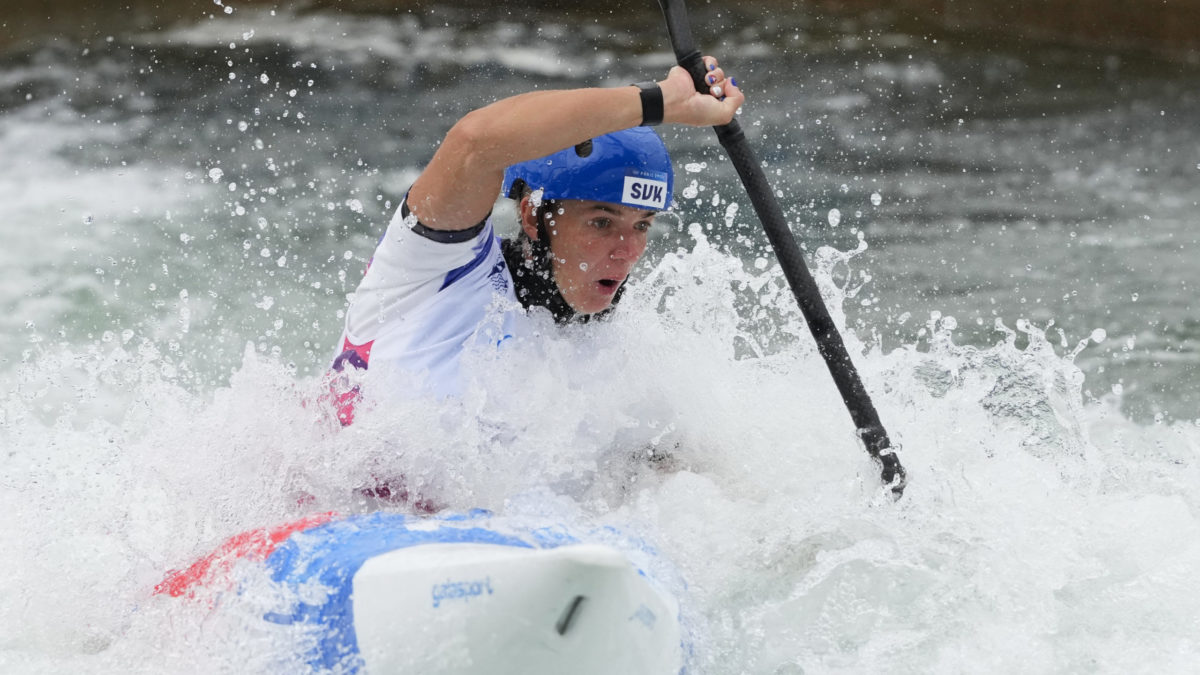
[407,86,643,233]
[408,59,741,232]
[453,87,643,174]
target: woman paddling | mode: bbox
[329,56,743,423]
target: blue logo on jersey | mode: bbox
[488,259,508,292]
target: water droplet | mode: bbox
[827,208,841,227]
[208,168,224,182]
[259,73,269,84]
[578,262,589,271]
[1090,328,1107,343]
[1131,293,1139,302]
[870,192,882,206]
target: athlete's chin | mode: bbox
[563,290,616,315]
[569,296,615,315]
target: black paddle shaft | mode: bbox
[656,0,906,496]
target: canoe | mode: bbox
[157,510,684,674]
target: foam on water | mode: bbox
[4,5,1200,672]
[3,221,1199,673]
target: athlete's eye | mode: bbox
[589,218,612,230]
[634,220,653,233]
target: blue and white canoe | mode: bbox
[157,510,684,673]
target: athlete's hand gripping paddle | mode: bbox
[656,0,907,498]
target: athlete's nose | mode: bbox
[609,236,635,261]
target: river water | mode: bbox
[2,3,1199,673]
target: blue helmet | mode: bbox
[501,127,674,211]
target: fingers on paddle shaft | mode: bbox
[678,50,710,95]
[684,54,731,99]
[700,57,732,99]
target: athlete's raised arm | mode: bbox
[406,56,743,232]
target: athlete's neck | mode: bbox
[500,235,623,324]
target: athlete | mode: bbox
[329,57,743,424]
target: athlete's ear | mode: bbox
[518,195,541,241]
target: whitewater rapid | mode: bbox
[5,222,1200,673]
[3,3,1200,673]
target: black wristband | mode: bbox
[635,81,663,126]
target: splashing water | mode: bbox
[4,4,1200,673]
[3,223,1199,674]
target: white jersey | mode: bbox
[333,200,518,400]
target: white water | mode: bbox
[4,222,1199,673]
[4,5,1200,673]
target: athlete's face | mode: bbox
[521,198,655,315]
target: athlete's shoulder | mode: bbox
[401,197,490,245]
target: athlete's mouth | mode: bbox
[597,279,620,289]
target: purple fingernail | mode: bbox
[708,63,716,71]
[731,77,738,87]
[707,75,715,84]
